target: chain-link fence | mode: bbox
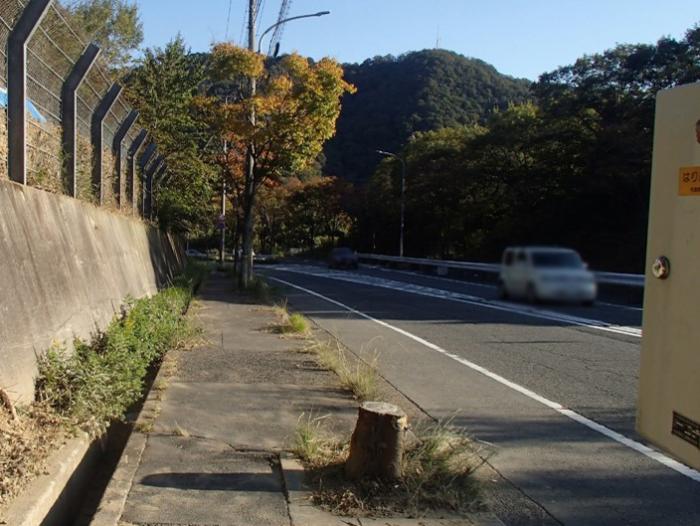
[0,0,147,215]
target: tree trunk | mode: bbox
[345,401,407,480]
[233,217,242,275]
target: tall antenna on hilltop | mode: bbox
[225,0,233,40]
[435,25,441,49]
[268,0,292,56]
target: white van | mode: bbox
[498,246,597,305]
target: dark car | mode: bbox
[328,247,359,269]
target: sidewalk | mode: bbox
[87,271,502,526]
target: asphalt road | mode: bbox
[259,263,700,526]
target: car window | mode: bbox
[504,251,514,266]
[516,251,527,263]
[531,251,583,268]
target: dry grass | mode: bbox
[75,135,98,204]
[26,120,63,194]
[305,339,379,402]
[293,413,342,463]
[297,417,485,518]
[172,421,190,438]
[102,148,118,209]
[0,403,63,507]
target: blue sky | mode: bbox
[136,0,699,80]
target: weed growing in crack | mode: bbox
[308,339,379,402]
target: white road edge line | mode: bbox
[272,265,641,338]
[267,275,700,484]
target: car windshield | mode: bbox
[531,251,583,268]
[332,248,354,256]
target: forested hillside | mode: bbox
[323,49,532,182]
[345,26,700,272]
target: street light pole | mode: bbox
[257,11,331,53]
[377,149,407,257]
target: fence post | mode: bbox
[7,0,53,185]
[113,109,138,208]
[127,129,147,212]
[91,83,122,204]
[61,43,100,197]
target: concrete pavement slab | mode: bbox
[153,382,357,449]
[122,435,289,526]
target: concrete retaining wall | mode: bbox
[0,180,185,403]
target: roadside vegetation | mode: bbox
[293,416,485,517]
[0,264,206,507]
[304,339,379,402]
[268,294,380,401]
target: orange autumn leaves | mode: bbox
[195,44,355,186]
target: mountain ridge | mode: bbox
[323,48,532,182]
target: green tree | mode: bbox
[68,0,143,70]
[126,37,216,235]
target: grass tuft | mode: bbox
[271,301,311,335]
[287,312,310,334]
[310,339,379,402]
[293,412,346,465]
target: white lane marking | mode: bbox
[268,276,700,484]
[363,264,498,289]
[364,264,645,311]
[270,265,642,338]
[598,301,644,312]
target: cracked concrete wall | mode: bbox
[0,180,185,403]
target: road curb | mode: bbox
[87,358,169,526]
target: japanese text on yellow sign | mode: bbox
[679,167,700,196]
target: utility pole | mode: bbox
[240,0,257,286]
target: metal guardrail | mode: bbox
[358,253,645,288]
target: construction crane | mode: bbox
[267,0,291,56]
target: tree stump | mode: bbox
[345,401,408,480]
